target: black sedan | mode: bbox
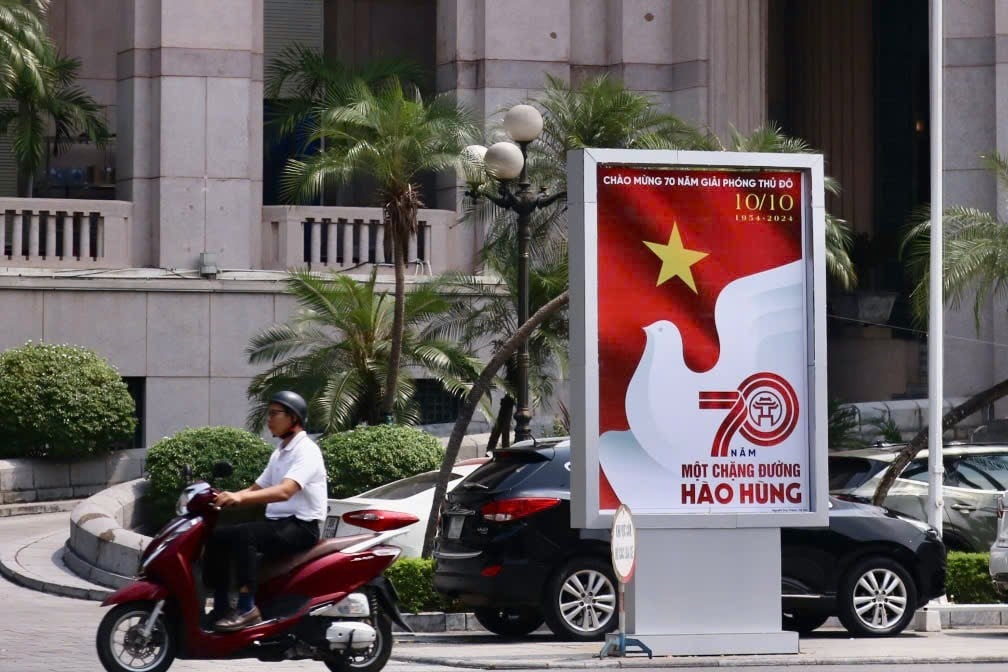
[433,438,946,639]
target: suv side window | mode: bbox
[900,459,929,483]
[947,454,1008,491]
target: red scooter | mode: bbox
[95,463,414,672]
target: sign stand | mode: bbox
[598,505,652,659]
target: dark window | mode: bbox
[415,378,462,425]
[946,455,1008,492]
[123,377,145,448]
[828,456,888,490]
[901,459,929,483]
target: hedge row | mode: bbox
[946,552,1002,604]
[144,424,444,525]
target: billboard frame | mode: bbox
[569,148,828,531]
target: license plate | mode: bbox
[324,515,339,538]
[446,515,465,539]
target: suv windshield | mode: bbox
[461,451,551,492]
[829,456,887,490]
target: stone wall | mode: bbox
[0,448,145,504]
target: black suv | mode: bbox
[433,438,947,639]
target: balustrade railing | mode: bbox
[0,199,132,268]
[261,206,459,274]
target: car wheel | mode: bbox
[837,555,917,637]
[782,610,829,634]
[472,607,544,637]
[543,556,618,641]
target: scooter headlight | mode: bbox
[175,491,190,516]
[176,482,212,515]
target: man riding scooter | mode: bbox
[203,390,327,631]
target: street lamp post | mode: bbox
[465,104,565,443]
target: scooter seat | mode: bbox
[259,534,375,582]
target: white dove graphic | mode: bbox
[599,260,808,513]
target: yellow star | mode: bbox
[644,223,709,292]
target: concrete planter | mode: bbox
[66,478,151,588]
[0,448,146,504]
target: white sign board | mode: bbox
[610,504,636,583]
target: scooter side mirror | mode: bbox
[181,464,193,483]
[212,461,234,479]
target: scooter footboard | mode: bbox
[101,580,170,607]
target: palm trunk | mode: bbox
[872,376,1008,505]
[17,171,33,198]
[380,210,410,422]
[421,290,570,557]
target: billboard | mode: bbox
[569,150,828,529]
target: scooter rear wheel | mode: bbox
[324,614,392,672]
[96,601,176,672]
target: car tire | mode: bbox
[543,556,618,641]
[837,555,917,637]
[782,610,829,634]
[472,607,544,637]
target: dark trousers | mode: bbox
[202,516,320,592]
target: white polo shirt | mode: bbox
[255,431,328,522]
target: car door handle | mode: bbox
[949,504,976,513]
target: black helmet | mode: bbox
[269,391,308,427]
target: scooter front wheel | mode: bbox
[324,614,393,672]
[96,601,176,672]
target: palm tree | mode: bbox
[246,268,481,433]
[0,49,110,196]
[265,45,426,145]
[0,0,50,96]
[870,152,1008,504]
[281,76,478,422]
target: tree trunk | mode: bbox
[380,208,410,421]
[871,376,1008,505]
[421,290,570,557]
[17,171,33,198]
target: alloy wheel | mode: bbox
[556,567,616,635]
[850,567,909,630]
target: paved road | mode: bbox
[0,573,456,672]
[5,570,1008,672]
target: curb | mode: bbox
[388,653,1008,669]
[0,529,111,601]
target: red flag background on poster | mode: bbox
[594,165,807,511]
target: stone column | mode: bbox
[117,0,263,270]
[942,2,1000,402]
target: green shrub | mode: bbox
[0,342,136,459]
[320,424,443,498]
[946,552,1001,604]
[385,558,461,613]
[145,426,273,525]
